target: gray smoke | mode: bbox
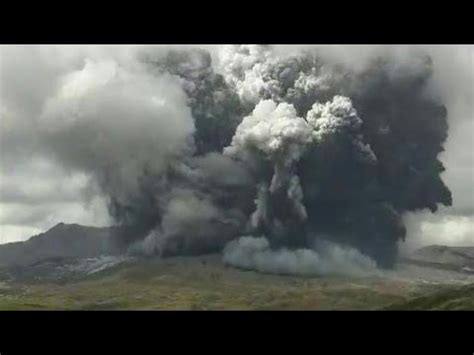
[1,45,468,276]
[223,236,377,277]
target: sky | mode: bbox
[0,45,472,251]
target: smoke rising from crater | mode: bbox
[1,45,466,274]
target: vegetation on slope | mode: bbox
[0,256,416,310]
[385,284,474,310]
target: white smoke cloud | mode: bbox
[225,99,312,163]
[306,95,376,163]
[223,236,377,277]
[224,99,313,228]
[39,57,194,202]
[217,45,272,104]
[0,45,195,242]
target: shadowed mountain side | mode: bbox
[0,223,125,266]
[404,245,474,273]
[0,221,241,269]
[385,284,474,310]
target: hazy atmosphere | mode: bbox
[0,45,472,274]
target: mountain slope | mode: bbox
[0,223,121,266]
[386,284,474,310]
[405,245,474,273]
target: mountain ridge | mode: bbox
[0,222,122,266]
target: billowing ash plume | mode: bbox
[217,45,450,269]
[0,45,453,274]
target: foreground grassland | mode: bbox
[0,256,471,310]
[386,284,474,310]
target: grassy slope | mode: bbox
[385,284,474,310]
[0,256,471,310]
